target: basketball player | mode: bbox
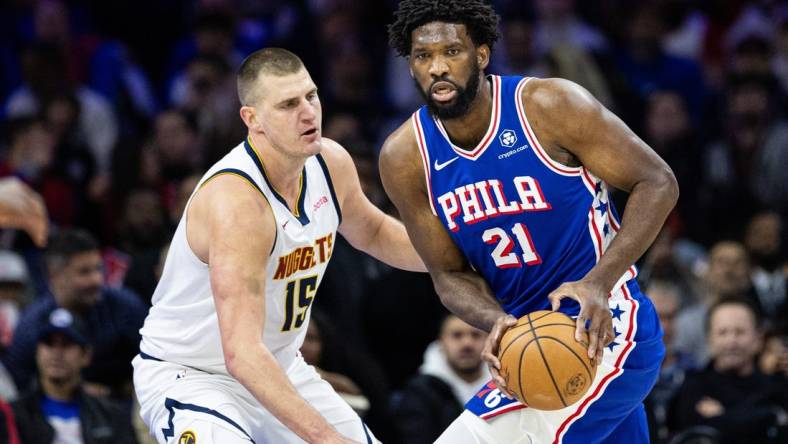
[133,48,425,444]
[379,1,678,443]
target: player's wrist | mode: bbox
[579,273,614,296]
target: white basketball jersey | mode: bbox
[139,138,342,374]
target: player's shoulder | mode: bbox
[316,137,353,169]
[521,77,598,116]
[194,167,273,223]
[379,118,419,169]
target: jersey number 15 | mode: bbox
[281,275,317,332]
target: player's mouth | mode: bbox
[301,127,319,142]
[431,81,458,103]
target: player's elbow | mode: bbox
[655,165,679,209]
[223,347,244,378]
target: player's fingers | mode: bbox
[574,311,587,343]
[482,350,501,370]
[23,194,48,247]
[490,369,514,398]
[603,317,614,346]
[29,218,48,247]
[587,314,602,360]
[548,285,570,311]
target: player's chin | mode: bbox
[300,137,323,155]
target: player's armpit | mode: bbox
[379,121,504,332]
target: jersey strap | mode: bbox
[315,153,343,224]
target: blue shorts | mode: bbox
[456,280,664,444]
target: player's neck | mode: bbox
[248,133,306,204]
[438,77,493,151]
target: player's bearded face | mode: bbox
[417,62,481,120]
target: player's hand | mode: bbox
[548,279,613,365]
[0,177,48,247]
[481,313,518,398]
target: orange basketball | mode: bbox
[497,310,597,410]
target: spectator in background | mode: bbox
[615,2,706,119]
[675,241,755,365]
[392,315,488,444]
[774,14,788,94]
[0,251,30,403]
[532,0,607,56]
[701,76,788,238]
[29,0,101,86]
[492,15,546,78]
[743,212,786,321]
[5,43,117,173]
[0,399,20,444]
[170,55,244,164]
[643,90,704,242]
[166,11,243,89]
[168,174,200,230]
[11,307,137,444]
[0,115,78,228]
[2,229,147,398]
[644,280,695,444]
[759,326,788,380]
[114,188,169,303]
[671,298,788,443]
[42,93,97,193]
[0,251,28,351]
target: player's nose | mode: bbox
[428,56,449,78]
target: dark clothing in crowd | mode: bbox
[645,355,694,444]
[0,400,19,444]
[1,288,147,395]
[11,387,137,444]
[671,363,788,443]
[392,374,464,444]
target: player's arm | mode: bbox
[0,177,48,246]
[188,176,355,444]
[524,78,679,361]
[320,137,426,272]
[379,122,517,394]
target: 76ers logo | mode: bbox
[499,129,517,147]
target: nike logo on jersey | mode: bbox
[434,156,459,171]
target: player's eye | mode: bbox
[447,48,460,56]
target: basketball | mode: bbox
[498,310,597,410]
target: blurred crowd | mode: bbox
[0,0,786,443]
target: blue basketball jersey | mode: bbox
[414,75,637,317]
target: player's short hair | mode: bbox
[705,297,761,334]
[45,229,99,274]
[388,0,501,58]
[237,48,304,105]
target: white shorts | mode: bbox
[132,353,377,444]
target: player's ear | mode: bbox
[240,106,264,132]
[477,44,490,70]
[409,66,415,78]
